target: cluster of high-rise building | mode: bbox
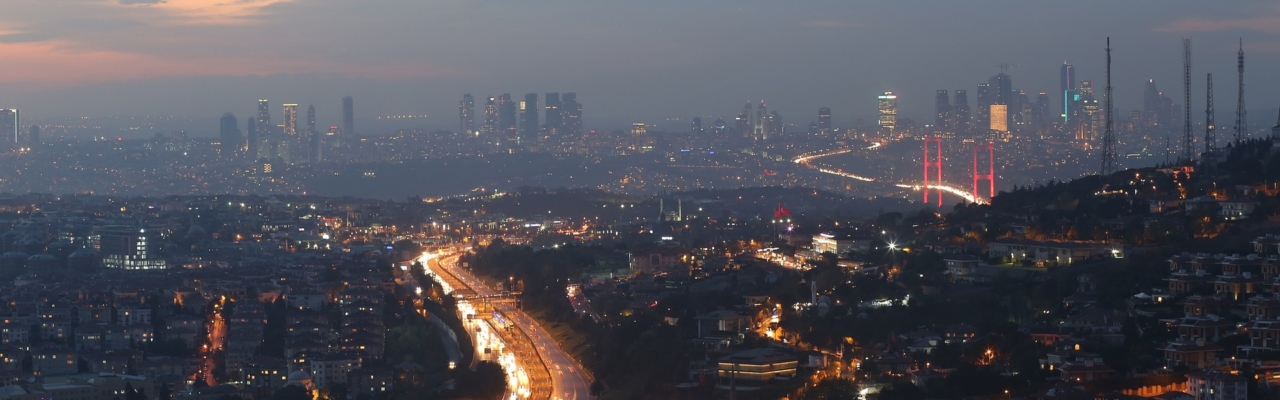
[220,96,355,165]
[460,92,582,149]
[733,101,783,141]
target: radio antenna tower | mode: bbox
[1101,37,1116,176]
[1205,73,1215,155]
[1234,38,1247,144]
[1182,38,1193,163]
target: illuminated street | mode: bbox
[419,251,593,400]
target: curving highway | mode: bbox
[427,252,593,400]
[793,144,988,204]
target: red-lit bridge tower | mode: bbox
[973,141,995,202]
[922,137,942,207]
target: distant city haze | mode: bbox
[0,1,1278,134]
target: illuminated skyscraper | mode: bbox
[1061,62,1076,123]
[818,107,832,134]
[342,96,355,136]
[283,104,298,136]
[219,112,241,156]
[459,94,476,136]
[1079,81,1100,141]
[544,93,561,134]
[877,92,897,133]
[482,96,498,136]
[691,117,703,134]
[989,104,1008,133]
[519,93,539,143]
[562,92,582,137]
[712,117,726,136]
[631,122,647,136]
[0,109,17,145]
[498,94,517,136]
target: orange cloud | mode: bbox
[1154,9,1280,34]
[116,0,295,25]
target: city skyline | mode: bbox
[0,2,1279,130]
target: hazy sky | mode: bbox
[1,1,1279,133]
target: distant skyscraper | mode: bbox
[818,107,832,134]
[691,116,703,134]
[310,125,323,163]
[562,93,582,137]
[26,125,38,146]
[482,96,498,136]
[954,90,971,136]
[1034,92,1050,131]
[975,83,991,127]
[736,103,751,137]
[877,92,897,133]
[219,112,241,156]
[767,111,782,138]
[283,104,298,136]
[935,90,951,133]
[460,94,476,136]
[631,122,646,136]
[519,93,539,143]
[342,96,355,137]
[544,93,561,134]
[1080,81,1100,140]
[712,117,726,136]
[498,94,517,137]
[989,73,1013,128]
[754,102,767,140]
[1061,62,1076,123]
[989,104,1008,133]
[0,109,17,145]
[247,117,258,159]
[306,105,316,133]
[255,99,272,156]
[257,99,271,128]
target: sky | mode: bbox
[1,1,1279,134]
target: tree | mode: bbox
[802,378,858,400]
[272,386,310,400]
[589,380,604,399]
[877,382,925,400]
[463,361,507,400]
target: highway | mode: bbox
[424,251,593,400]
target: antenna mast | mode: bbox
[1205,73,1215,156]
[1101,38,1116,176]
[1235,38,1247,144]
[1183,38,1193,163]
